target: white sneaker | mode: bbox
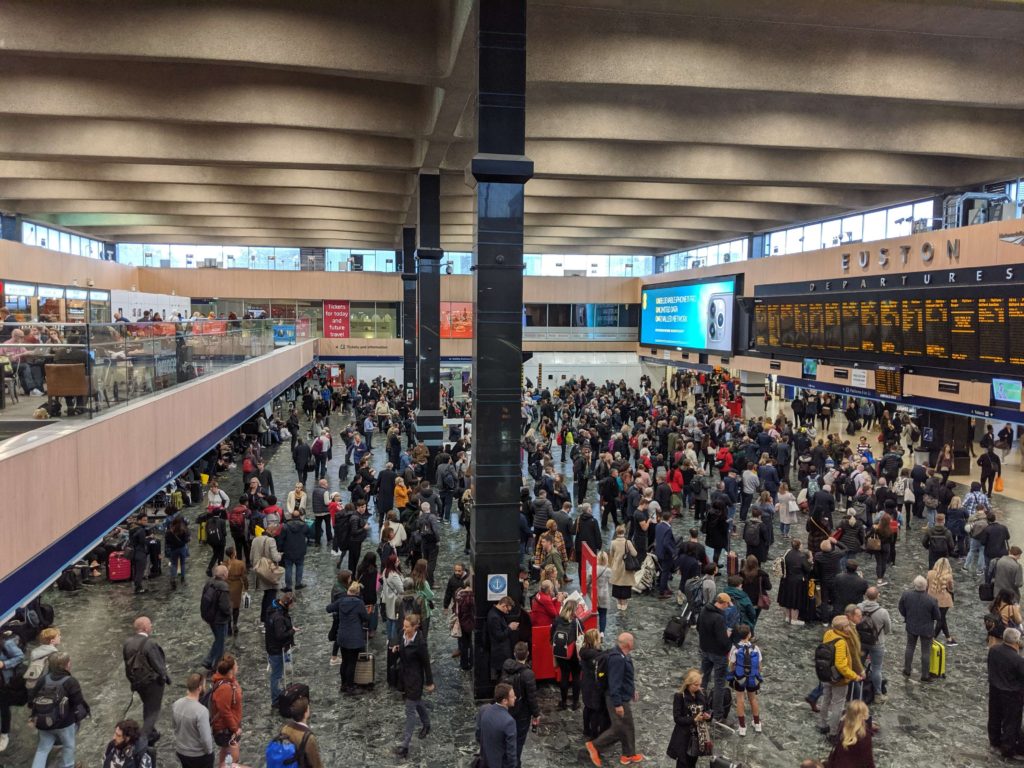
[330,656,342,666]
[0,734,8,752]
[30,389,43,396]
[737,726,747,737]
[753,722,762,733]
[791,619,805,626]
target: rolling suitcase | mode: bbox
[189,481,202,506]
[355,650,376,687]
[278,682,310,718]
[726,551,739,577]
[107,552,132,582]
[979,582,995,602]
[663,615,687,647]
[929,639,946,678]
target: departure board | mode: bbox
[900,299,925,357]
[879,299,900,355]
[924,298,950,358]
[876,365,904,399]
[751,285,1024,374]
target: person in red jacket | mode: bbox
[208,654,244,767]
[716,445,734,475]
[530,580,564,627]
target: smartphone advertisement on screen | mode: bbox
[640,277,736,354]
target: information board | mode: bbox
[752,285,1024,374]
[640,277,736,353]
[876,365,904,399]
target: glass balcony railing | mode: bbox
[0,320,294,432]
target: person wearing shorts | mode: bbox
[726,625,763,737]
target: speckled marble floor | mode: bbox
[2,409,1011,768]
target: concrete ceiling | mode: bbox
[0,0,1022,256]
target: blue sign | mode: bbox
[487,574,508,600]
[273,324,296,346]
[640,278,736,353]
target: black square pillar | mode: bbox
[416,173,444,480]
[402,227,418,405]
[471,0,534,699]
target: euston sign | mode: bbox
[840,238,960,273]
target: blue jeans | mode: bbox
[167,547,187,579]
[866,644,884,697]
[31,723,76,768]
[203,623,228,669]
[965,538,986,574]
[402,699,430,748]
[598,607,608,633]
[268,652,285,705]
[699,651,729,719]
[387,618,399,644]
[283,557,304,590]
[927,508,937,528]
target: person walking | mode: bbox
[224,546,248,637]
[326,582,369,694]
[992,546,1024,603]
[579,629,609,741]
[164,514,191,590]
[666,669,712,768]
[926,557,958,647]
[897,575,941,682]
[392,613,434,758]
[584,632,645,766]
[249,517,283,626]
[277,693,325,768]
[499,641,540,768]
[264,592,296,710]
[987,627,1024,759]
[28,652,90,768]
[122,616,171,753]
[857,587,892,704]
[208,655,243,767]
[310,477,333,548]
[476,683,519,768]
[171,673,214,768]
[129,513,152,595]
[199,565,231,672]
[279,509,309,591]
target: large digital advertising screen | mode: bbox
[640,277,736,353]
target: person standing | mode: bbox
[551,600,582,711]
[208,655,243,767]
[277,693,324,768]
[609,525,639,612]
[987,627,1024,760]
[279,509,309,591]
[476,683,519,768]
[978,445,1002,497]
[265,592,296,710]
[27,652,90,768]
[499,641,540,768]
[224,546,247,637]
[666,669,712,768]
[857,587,892,703]
[393,613,434,759]
[311,477,333,548]
[992,546,1024,603]
[200,565,231,672]
[165,514,192,590]
[171,673,214,768]
[927,558,958,647]
[697,593,733,722]
[129,513,152,595]
[897,575,941,682]
[326,582,369,694]
[584,632,645,766]
[122,616,171,753]
[825,700,876,768]
[102,719,153,768]
[817,615,864,740]
[249,517,282,626]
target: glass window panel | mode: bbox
[618,304,639,327]
[862,210,886,242]
[70,235,81,256]
[540,254,564,276]
[803,223,822,251]
[523,254,542,276]
[547,304,571,327]
[325,248,349,272]
[168,244,194,268]
[59,231,71,253]
[117,244,142,266]
[841,215,863,243]
[22,222,37,246]
[270,300,296,320]
[524,304,546,326]
[886,204,913,238]
[785,228,802,255]
[274,248,300,270]
[913,200,935,226]
[821,219,841,248]
[249,247,273,270]
[143,244,169,266]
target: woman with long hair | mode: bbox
[936,443,955,484]
[666,668,712,768]
[871,511,896,587]
[356,551,380,639]
[381,554,405,642]
[164,514,190,589]
[578,629,608,739]
[927,557,957,646]
[740,554,771,617]
[826,700,875,768]
[776,481,798,537]
[411,558,435,635]
[988,590,1023,647]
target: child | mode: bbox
[726,624,764,736]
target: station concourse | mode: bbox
[0,2,1023,768]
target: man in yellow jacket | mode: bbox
[818,615,865,739]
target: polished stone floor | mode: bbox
[3,408,1010,768]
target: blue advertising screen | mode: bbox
[640,277,736,353]
[993,378,1022,404]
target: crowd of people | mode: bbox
[2,365,1023,767]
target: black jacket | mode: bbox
[396,631,433,700]
[697,604,730,656]
[31,669,90,729]
[278,517,309,560]
[500,658,540,719]
[980,522,1012,560]
[292,442,311,471]
[443,572,469,610]
[264,602,295,655]
[988,642,1024,692]
[122,633,170,690]
[574,511,602,558]
[203,578,232,626]
[487,607,515,673]
[832,571,869,611]
[667,689,709,761]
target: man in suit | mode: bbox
[476,683,518,768]
[122,616,171,753]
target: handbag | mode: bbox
[995,476,1005,493]
[757,592,771,610]
[623,551,642,572]
[254,556,284,583]
[865,531,882,552]
[242,592,252,609]
[575,620,585,653]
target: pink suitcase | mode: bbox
[107,552,132,582]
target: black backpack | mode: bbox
[56,569,82,592]
[743,520,762,546]
[552,621,572,660]
[814,638,842,683]
[499,667,526,718]
[594,650,613,695]
[125,641,159,691]
[985,612,1007,640]
[857,614,881,649]
[441,469,457,493]
[30,674,72,730]
[419,517,438,547]
[206,516,226,547]
[200,582,220,625]
[927,532,950,556]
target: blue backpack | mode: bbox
[266,731,310,768]
[728,643,763,686]
[723,604,741,631]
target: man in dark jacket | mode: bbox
[436,456,458,521]
[128,514,151,595]
[814,539,847,620]
[922,513,956,569]
[552,503,575,558]
[832,561,869,613]
[376,462,398,525]
[987,627,1024,759]
[265,592,295,708]
[978,447,1002,497]
[478,683,518,768]
[200,564,232,671]
[574,503,603,562]
[898,575,941,682]
[654,511,677,598]
[598,470,620,530]
[500,642,540,767]
[292,438,312,486]
[278,509,309,591]
[697,594,733,721]
[443,563,470,613]
[487,598,519,680]
[585,632,642,765]
[122,616,171,752]
[531,491,555,537]
[28,652,90,766]
[573,447,592,505]
[980,514,1012,585]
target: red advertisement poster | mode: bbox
[441,302,473,338]
[323,300,350,338]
